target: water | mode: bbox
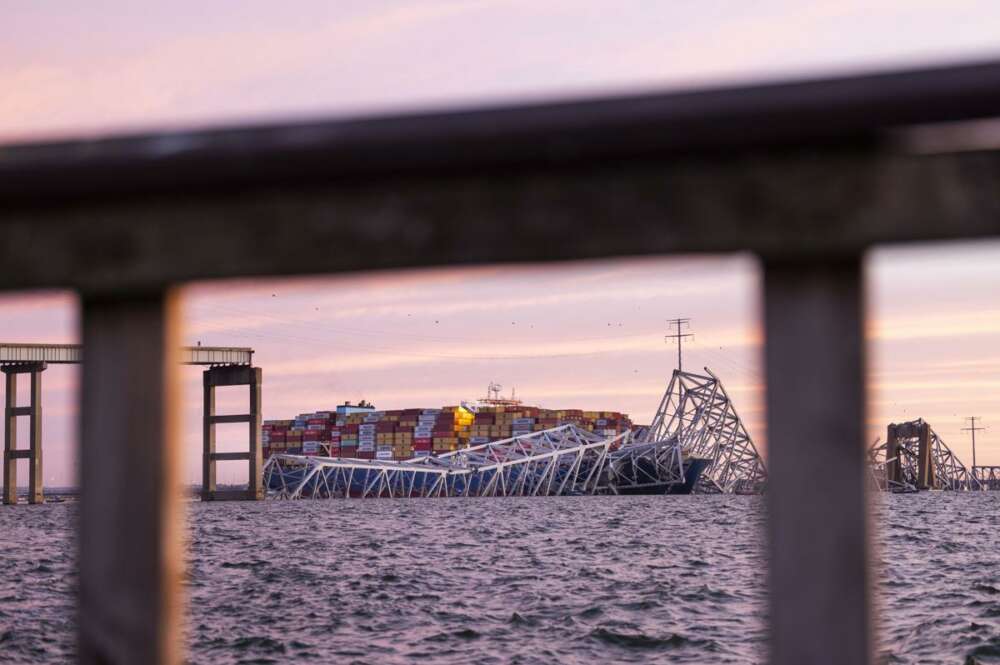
[2,493,1000,664]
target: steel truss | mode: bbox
[869,418,979,491]
[640,368,766,494]
[264,425,691,499]
[973,466,1000,490]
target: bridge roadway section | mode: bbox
[0,342,262,504]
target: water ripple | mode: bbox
[6,493,1000,662]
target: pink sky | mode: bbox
[4,1,1000,141]
[4,3,1000,484]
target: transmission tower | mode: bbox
[665,318,693,372]
[963,416,985,476]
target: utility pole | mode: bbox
[665,318,693,372]
[963,416,985,472]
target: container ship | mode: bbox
[262,388,712,498]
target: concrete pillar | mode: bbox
[3,362,46,505]
[763,257,872,665]
[916,421,933,490]
[202,365,262,501]
[885,424,901,486]
[78,292,182,665]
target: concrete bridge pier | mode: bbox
[3,362,46,505]
[202,365,262,501]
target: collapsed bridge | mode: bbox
[869,419,978,491]
[265,425,702,499]
[264,367,767,499]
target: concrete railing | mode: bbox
[4,58,1000,664]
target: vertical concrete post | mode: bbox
[249,367,263,500]
[202,365,262,501]
[202,372,216,499]
[885,423,900,486]
[3,369,15,505]
[916,422,933,490]
[28,367,43,504]
[763,257,872,665]
[78,292,183,665]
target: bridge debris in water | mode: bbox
[639,369,767,494]
[265,366,767,499]
[869,419,979,491]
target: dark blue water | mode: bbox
[2,493,1000,663]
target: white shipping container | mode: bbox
[422,409,441,415]
[512,430,532,437]
[413,450,431,457]
[470,436,489,444]
[513,417,534,425]
[376,450,393,460]
[302,442,319,453]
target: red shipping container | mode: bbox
[356,451,375,460]
[341,423,359,433]
[412,441,432,451]
[432,430,453,437]
[376,422,396,433]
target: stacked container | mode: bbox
[263,402,630,461]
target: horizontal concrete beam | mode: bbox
[202,489,258,501]
[5,59,1000,206]
[9,406,34,417]
[207,415,251,425]
[209,452,251,461]
[5,450,33,460]
[2,149,1000,295]
[2,59,1000,294]
[203,366,259,387]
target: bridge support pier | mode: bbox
[3,362,46,505]
[202,365,262,501]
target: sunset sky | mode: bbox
[4,2,1000,485]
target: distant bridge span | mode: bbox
[0,342,253,366]
[1,342,262,504]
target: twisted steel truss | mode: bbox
[869,418,979,491]
[264,425,693,499]
[640,368,767,494]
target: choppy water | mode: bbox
[3,493,1000,663]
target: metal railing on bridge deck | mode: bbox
[5,58,1000,665]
